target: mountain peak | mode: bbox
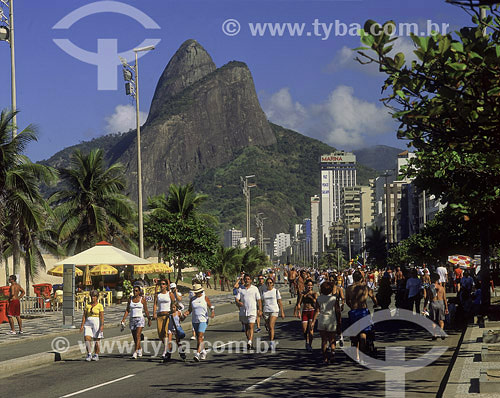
[147,39,216,123]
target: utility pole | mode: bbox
[0,0,17,137]
[383,171,392,253]
[119,45,155,258]
[241,175,256,247]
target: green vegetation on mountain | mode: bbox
[194,123,377,237]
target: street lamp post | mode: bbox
[241,175,256,247]
[0,0,17,137]
[382,170,392,253]
[119,45,155,258]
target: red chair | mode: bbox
[33,283,53,309]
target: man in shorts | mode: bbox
[346,271,377,362]
[8,275,25,334]
[235,274,262,350]
[424,273,449,340]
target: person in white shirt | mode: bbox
[261,277,285,349]
[183,284,214,362]
[235,274,262,350]
[436,263,448,290]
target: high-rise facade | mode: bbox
[320,151,357,248]
[224,228,242,248]
[310,195,320,257]
[273,233,291,258]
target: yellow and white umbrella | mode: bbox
[134,263,174,274]
[90,264,119,276]
[83,265,92,286]
[47,265,83,277]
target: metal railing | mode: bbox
[20,296,51,315]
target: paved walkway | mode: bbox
[0,292,236,345]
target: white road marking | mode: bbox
[206,341,237,352]
[244,370,288,392]
[59,374,136,397]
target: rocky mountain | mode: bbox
[41,39,377,236]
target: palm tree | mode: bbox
[213,245,242,291]
[0,109,58,282]
[51,148,135,254]
[240,246,269,276]
[162,183,217,224]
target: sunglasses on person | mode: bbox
[133,288,140,292]
[266,281,273,285]
[160,282,166,285]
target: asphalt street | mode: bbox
[2,304,462,398]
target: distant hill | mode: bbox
[41,39,378,237]
[194,123,376,237]
[353,145,405,172]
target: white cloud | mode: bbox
[261,85,393,150]
[104,104,148,135]
[326,36,418,76]
[260,88,307,131]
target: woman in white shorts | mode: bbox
[121,285,151,359]
[79,290,104,362]
[261,277,285,349]
[314,281,341,364]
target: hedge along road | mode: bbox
[0,304,462,398]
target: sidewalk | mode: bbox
[442,289,500,397]
[0,291,236,345]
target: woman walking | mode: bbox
[153,279,176,361]
[183,284,215,362]
[121,286,151,359]
[261,277,285,350]
[294,279,318,352]
[79,290,104,361]
[314,282,341,364]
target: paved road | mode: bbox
[2,304,462,398]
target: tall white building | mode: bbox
[310,195,320,257]
[320,151,357,248]
[224,229,242,248]
[273,233,291,258]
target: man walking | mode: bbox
[8,275,25,334]
[436,263,448,291]
[424,273,449,340]
[235,274,262,350]
[346,271,377,363]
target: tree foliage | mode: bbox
[50,148,135,254]
[356,11,500,234]
[0,109,59,288]
[356,7,500,308]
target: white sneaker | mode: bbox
[190,335,196,340]
[137,349,143,357]
[85,354,92,362]
[193,352,200,362]
[92,354,99,361]
[200,350,207,360]
[269,341,275,351]
[8,330,16,335]
[131,351,138,359]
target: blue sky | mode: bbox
[0,0,472,161]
